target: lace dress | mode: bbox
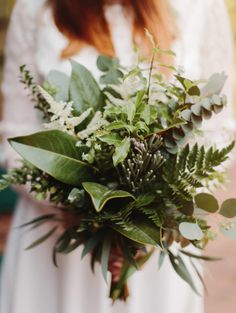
[0,0,235,312]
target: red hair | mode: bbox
[49,0,176,59]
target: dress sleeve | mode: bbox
[1,0,42,169]
[200,0,236,144]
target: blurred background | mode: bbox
[0,1,235,312]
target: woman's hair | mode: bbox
[49,0,176,59]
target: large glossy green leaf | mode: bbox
[69,60,103,113]
[82,182,134,212]
[195,193,219,213]
[219,199,236,218]
[179,222,204,240]
[112,219,161,246]
[9,130,92,186]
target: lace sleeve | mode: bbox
[200,0,236,142]
[1,0,42,168]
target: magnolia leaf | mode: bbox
[179,222,204,241]
[9,130,92,186]
[220,221,236,239]
[69,60,103,113]
[44,70,69,101]
[195,193,219,213]
[101,237,112,282]
[82,182,134,212]
[219,199,236,218]
[112,137,131,166]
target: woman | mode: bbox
[0,0,235,312]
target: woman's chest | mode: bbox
[34,1,207,81]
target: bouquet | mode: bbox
[1,41,236,302]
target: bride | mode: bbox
[0,0,235,312]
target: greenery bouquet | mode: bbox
[1,40,236,302]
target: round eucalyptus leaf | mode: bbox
[195,193,219,213]
[181,110,192,121]
[219,199,236,218]
[191,103,202,116]
[179,222,204,240]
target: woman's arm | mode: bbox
[0,0,52,207]
[1,0,42,169]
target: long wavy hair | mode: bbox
[49,0,176,59]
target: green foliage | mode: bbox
[219,199,236,218]
[82,182,134,212]
[7,50,235,303]
[19,65,51,121]
[9,130,93,186]
[69,60,103,113]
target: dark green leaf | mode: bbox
[25,226,58,250]
[82,182,134,212]
[219,199,236,218]
[101,236,111,282]
[180,250,222,261]
[112,219,161,246]
[9,130,92,186]
[195,193,219,213]
[168,251,199,294]
[69,60,103,113]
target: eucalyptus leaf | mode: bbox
[195,193,219,213]
[9,130,92,186]
[179,222,204,240]
[219,198,236,218]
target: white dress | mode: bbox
[0,0,235,312]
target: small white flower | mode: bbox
[38,86,92,136]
